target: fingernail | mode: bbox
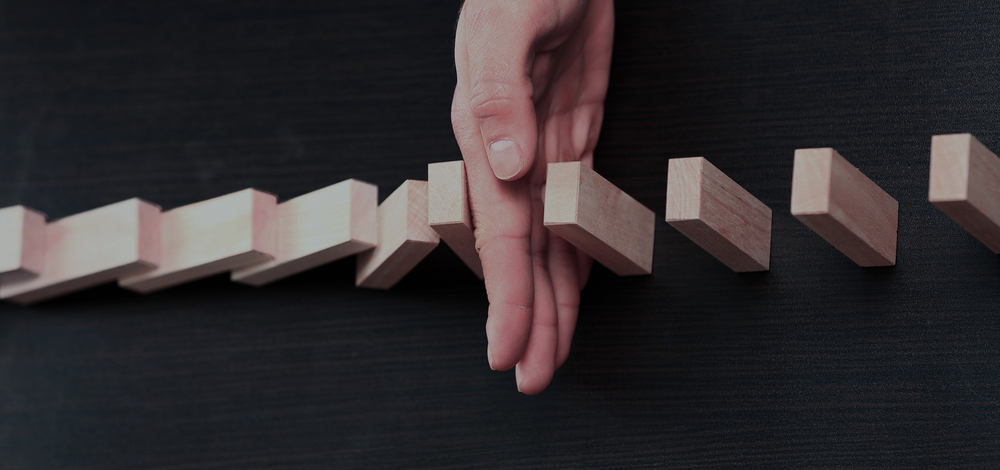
[487,347,496,371]
[515,364,523,393]
[488,140,523,180]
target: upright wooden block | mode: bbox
[665,157,772,272]
[356,180,440,289]
[0,199,160,305]
[428,161,483,279]
[232,180,378,286]
[791,148,898,266]
[0,206,46,283]
[928,133,1000,253]
[120,189,277,294]
[543,162,655,276]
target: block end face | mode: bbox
[665,157,704,222]
[250,190,279,258]
[791,148,835,216]
[544,162,582,225]
[929,133,974,203]
[350,180,379,247]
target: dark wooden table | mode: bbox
[2,0,999,467]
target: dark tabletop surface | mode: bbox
[2,0,1000,468]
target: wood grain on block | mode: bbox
[665,157,772,272]
[0,199,160,305]
[543,162,655,276]
[928,134,1000,253]
[356,180,439,289]
[0,206,46,283]
[791,148,898,266]
[428,161,483,279]
[232,180,378,286]
[120,189,277,293]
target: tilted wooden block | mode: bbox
[0,205,46,283]
[428,161,483,279]
[543,162,655,276]
[665,157,772,272]
[0,199,160,305]
[119,189,277,293]
[356,180,440,289]
[791,148,898,266]
[928,133,1000,253]
[232,179,378,286]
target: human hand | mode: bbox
[451,0,614,394]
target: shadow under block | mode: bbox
[0,199,160,305]
[791,148,898,267]
[428,161,483,279]
[356,180,440,289]
[119,189,277,294]
[232,180,378,286]
[543,162,655,276]
[928,133,1000,253]
[665,157,772,272]
[0,205,46,283]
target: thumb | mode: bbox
[458,1,543,181]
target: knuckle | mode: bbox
[468,81,520,121]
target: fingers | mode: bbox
[457,1,551,181]
[453,79,535,372]
[547,232,581,369]
[514,187,559,395]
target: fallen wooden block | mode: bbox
[0,205,46,283]
[928,133,1000,253]
[119,189,277,294]
[232,179,378,286]
[0,199,160,305]
[543,162,655,276]
[356,180,440,289]
[665,157,771,272]
[428,161,483,279]
[791,148,898,266]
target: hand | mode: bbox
[451,0,614,394]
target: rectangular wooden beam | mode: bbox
[0,199,160,305]
[0,205,46,284]
[356,180,440,289]
[119,189,277,294]
[791,148,898,266]
[428,161,483,279]
[543,162,655,276]
[232,179,378,286]
[929,133,1000,253]
[665,157,771,272]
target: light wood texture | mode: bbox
[428,161,483,279]
[120,189,277,293]
[928,133,1000,253]
[232,180,378,286]
[791,148,898,266]
[543,162,656,276]
[0,205,46,283]
[665,157,772,272]
[0,199,160,305]
[356,180,440,289]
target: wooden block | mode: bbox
[356,180,440,289]
[928,133,1000,253]
[119,189,277,293]
[232,180,378,286]
[428,161,483,279]
[0,205,46,283]
[0,199,160,305]
[665,157,772,272]
[791,148,898,266]
[543,162,655,276]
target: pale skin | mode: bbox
[451,0,614,394]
